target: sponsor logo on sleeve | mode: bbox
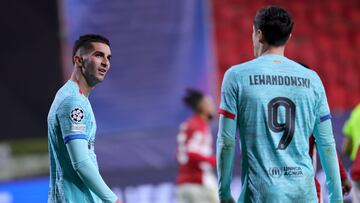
[70,108,84,123]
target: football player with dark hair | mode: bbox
[47,34,121,203]
[217,6,342,203]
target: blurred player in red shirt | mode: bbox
[176,89,219,203]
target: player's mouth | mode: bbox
[98,68,107,76]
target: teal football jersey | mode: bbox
[47,80,101,203]
[218,54,340,202]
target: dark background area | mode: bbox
[0,0,62,140]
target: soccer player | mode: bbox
[343,104,360,202]
[176,89,219,203]
[216,6,342,203]
[47,34,121,203]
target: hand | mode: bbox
[115,199,122,203]
[221,198,235,203]
[342,179,352,196]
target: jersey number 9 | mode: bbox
[267,97,296,150]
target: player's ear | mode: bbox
[74,55,83,67]
[258,29,265,44]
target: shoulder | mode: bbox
[187,116,207,132]
[351,104,360,117]
[61,94,86,107]
[223,58,265,82]
[287,59,323,83]
[185,116,197,130]
[56,94,87,116]
[182,116,197,131]
[54,81,85,106]
[56,95,88,124]
[221,61,255,88]
[226,59,258,74]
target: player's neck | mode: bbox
[70,69,94,97]
[260,45,285,57]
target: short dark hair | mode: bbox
[72,34,110,64]
[254,6,293,47]
[183,89,204,111]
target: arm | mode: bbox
[342,137,353,157]
[57,96,118,203]
[217,115,236,202]
[188,152,216,167]
[313,119,342,202]
[314,141,351,196]
[313,75,342,202]
[336,150,347,182]
[181,128,216,167]
[186,129,216,167]
[217,69,238,202]
[336,150,352,195]
[66,139,118,203]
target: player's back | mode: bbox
[231,54,321,202]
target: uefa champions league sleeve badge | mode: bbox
[70,108,85,123]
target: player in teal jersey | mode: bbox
[47,34,121,203]
[216,6,342,203]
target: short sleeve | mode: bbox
[219,69,238,120]
[315,77,332,124]
[56,96,89,144]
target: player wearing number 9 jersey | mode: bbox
[216,6,342,203]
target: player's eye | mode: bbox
[94,52,104,58]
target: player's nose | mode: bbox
[101,59,110,68]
